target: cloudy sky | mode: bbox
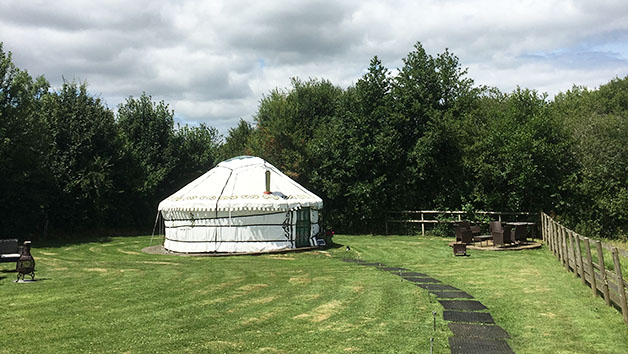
[2,1,627,133]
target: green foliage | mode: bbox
[41,81,122,231]
[173,123,221,188]
[2,39,628,241]
[219,118,253,160]
[552,78,628,238]
[463,88,574,213]
[249,77,342,185]
[0,44,51,237]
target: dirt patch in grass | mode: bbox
[141,261,180,265]
[265,255,296,260]
[289,277,311,284]
[294,300,343,322]
[86,268,108,272]
[238,284,268,292]
[252,296,277,305]
[351,285,364,293]
[39,251,57,256]
[241,312,276,326]
[117,249,141,255]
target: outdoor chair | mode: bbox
[513,225,528,243]
[460,228,474,244]
[456,221,481,242]
[490,222,512,247]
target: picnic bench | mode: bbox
[0,239,20,265]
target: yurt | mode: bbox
[158,156,323,253]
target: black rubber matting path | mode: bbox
[448,323,510,339]
[439,300,487,311]
[433,291,474,299]
[444,311,494,324]
[337,258,513,353]
[416,283,459,291]
[449,337,514,354]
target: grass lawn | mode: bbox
[1,234,627,353]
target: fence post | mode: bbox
[576,235,585,284]
[584,238,597,297]
[596,241,611,306]
[568,231,576,273]
[611,247,628,324]
[562,227,569,271]
[421,213,425,236]
[551,217,557,254]
[555,221,561,261]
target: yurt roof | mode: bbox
[158,156,323,212]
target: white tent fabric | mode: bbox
[158,156,323,253]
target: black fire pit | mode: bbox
[16,241,35,282]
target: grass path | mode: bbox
[1,234,627,353]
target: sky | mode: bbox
[1,0,628,133]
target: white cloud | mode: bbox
[1,0,627,133]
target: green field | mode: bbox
[1,235,627,353]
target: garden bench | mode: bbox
[0,238,20,264]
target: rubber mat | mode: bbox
[448,323,510,339]
[416,283,459,291]
[432,291,474,299]
[443,311,494,324]
[448,337,514,354]
[439,300,487,311]
[404,277,441,283]
[358,262,382,266]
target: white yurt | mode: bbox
[158,156,323,253]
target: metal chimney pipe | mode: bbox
[264,170,271,194]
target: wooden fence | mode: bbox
[385,210,536,236]
[541,212,628,324]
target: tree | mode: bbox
[310,57,396,231]
[41,81,121,232]
[0,43,51,237]
[219,118,253,160]
[248,78,342,186]
[173,123,221,188]
[116,93,177,225]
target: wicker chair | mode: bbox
[490,222,512,247]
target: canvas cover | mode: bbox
[158,156,322,253]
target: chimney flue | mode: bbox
[264,170,271,194]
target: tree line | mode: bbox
[1,42,627,240]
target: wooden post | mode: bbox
[562,227,569,271]
[611,247,628,324]
[421,213,425,236]
[584,238,597,297]
[555,221,562,262]
[568,230,576,273]
[596,241,611,306]
[551,217,557,254]
[576,235,585,285]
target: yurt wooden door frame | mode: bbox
[295,208,311,248]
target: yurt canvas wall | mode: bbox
[158,156,323,253]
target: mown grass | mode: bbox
[1,234,627,353]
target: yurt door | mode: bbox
[295,208,311,248]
